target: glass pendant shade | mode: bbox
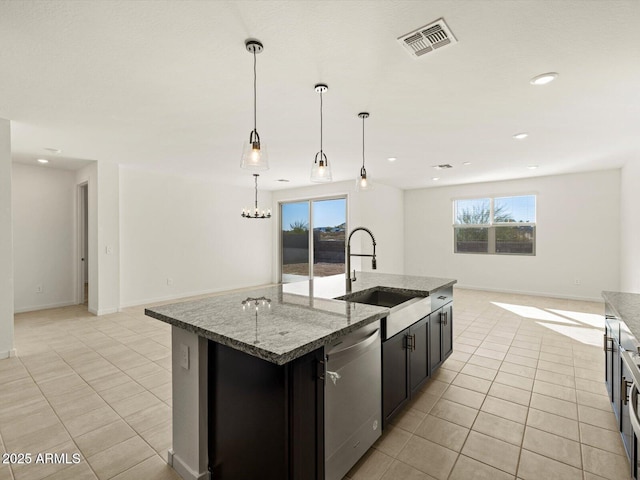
[241,130,269,170]
[356,166,373,191]
[311,152,332,183]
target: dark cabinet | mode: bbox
[208,341,324,480]
[620,357,634,458]
[409,316,429,395]
[382,327,410,424]
[429,302,453,373]
[429,311,441,372]
[603,300,637,479]
[605,310,622,420]
[605,317,614,401]
[382,315,431,426]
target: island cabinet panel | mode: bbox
[409,315,430,395]
[442,303,453,361]
[429,301,453,373]
[382,329,410,423]
[429,311,442,372]
[382,314,431,426]
[208,341,324,480]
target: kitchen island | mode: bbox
[146,272,456,480]
[602,291,640,478]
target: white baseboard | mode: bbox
[0,349,17,360]
[454,283,604,303]
[14,301,76,314]
[96,307,119,315]
[168,450,210,480]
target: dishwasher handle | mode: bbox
[326,329,380,363]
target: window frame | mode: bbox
[453,195,536,256]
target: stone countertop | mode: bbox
[602,291,640,340]
[145,272,456,365]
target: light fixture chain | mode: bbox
[362,115,366,169]
[320,91,323,154]
[253,50,257,132]
[254,174,258,210]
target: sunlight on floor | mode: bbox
[491,302,580,324]
[547,308,605,329]
[491,301,604,346]
[536,322,603,347]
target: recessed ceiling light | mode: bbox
[463,162,472,166]
[37,158,49,164]
[387,157,397,162]
[432,177,440,181]
[513,132,529,140]
[530,72,558,86]
[44,147,62,154]
[527,165,538,170]
[276,179,290,182]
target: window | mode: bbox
[280,197,347,283]
[453,195,536,255]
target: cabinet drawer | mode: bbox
[431,286,453,311]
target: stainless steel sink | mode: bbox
[338,288,432,339]
[340,289,417,308]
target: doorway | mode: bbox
[78,183,88,307]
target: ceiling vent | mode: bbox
[433,164,453,170]
[398,18,457,58]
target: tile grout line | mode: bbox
[14,312,172,479]
[12,352,98,480]
[0,427,17,480]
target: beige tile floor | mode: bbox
[0,288,631,480]
[347,289,631,480]
[1,304,177,480]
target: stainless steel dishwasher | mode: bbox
[324,320,381,480]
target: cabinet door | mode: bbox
[382,330,409,426]
[620,357,634,459]
[409,316,429,395]
[429,308,443,372]
[442,303,453,361]
[605,322,613,401]
[613,339,621,420]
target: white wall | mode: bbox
[620,157,640,293]
[404,170,620,301]
[119,167,273,307]
[0,118,14,358]
[270,180,404,282]
[12,163,77,312]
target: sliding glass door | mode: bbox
[280,197,347,283]
[281,201,311,283]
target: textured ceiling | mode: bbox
[1,0,639,190]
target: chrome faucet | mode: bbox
[346,227,377,292]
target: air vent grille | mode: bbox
[398,18,457,58]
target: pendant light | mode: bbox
[356,112,373,191]
[311,84,332,182]
[240,39,269,171]
[241,174,271,219]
